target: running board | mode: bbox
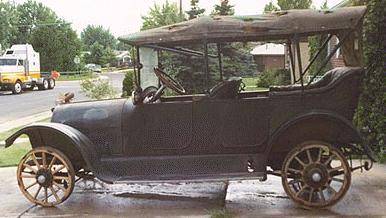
[114,172,266,184]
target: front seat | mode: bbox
[209,77,242,99]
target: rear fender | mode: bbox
[267,111,375,161]
[5,123,100,171]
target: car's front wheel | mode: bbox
[16,147,75,207]
[281,142,351,209]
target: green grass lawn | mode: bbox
[242,77,268,92]
[56,72,96,81]
[0,142,30,167]
[0,117,50,167]
[0,127,31,167]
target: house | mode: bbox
[287,1,356,84]
[115,50,131,67]
[250,43,285,73]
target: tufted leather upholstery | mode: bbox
[269,67,363,92]
[209,77,242,99]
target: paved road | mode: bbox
[0,72,124,123]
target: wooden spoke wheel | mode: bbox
[17,147,75,207]
[282,142,351,209]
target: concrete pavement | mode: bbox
[0,111,51,133]
[0,163,385,217]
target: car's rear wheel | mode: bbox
[12,81,23,94]
[17,147,75,207]
[281,142,351,209]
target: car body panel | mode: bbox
[5,67,373,183]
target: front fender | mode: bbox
[5,122,100,171]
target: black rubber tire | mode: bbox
[48,79,55,89]
[12,81,23,94]
[38,79,49,90]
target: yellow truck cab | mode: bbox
[0,44,56,94]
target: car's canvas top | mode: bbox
[119,6,366,46]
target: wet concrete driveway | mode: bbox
[0,163,385,217]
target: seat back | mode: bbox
[269,67,363,92]
[209,77,242,99]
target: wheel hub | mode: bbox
[312,172,322,182]
[303,164,329,189]
[36,169,53,188]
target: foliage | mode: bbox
[30,21,82,71]
[81,25,117,66]
[0,0,82,71]
[141,1,184,30]
[117,41,131,51]
[307,1,331,76]
[14,0,58,44]
[221,43,256,78]
[256,69,291,88]
[355,0,386,160]
[264,0,312,12]
[277,0,312,10]
[122,69,135,97]
[186,0,205,20]
[0,1,18,49]
[209,209,233,218]
[264,1,279,13]
[80,78,117,100]
[212,0,235,16]
[81,25,117,50]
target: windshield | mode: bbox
[0,59,17,66]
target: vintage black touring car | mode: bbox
[5,6,376,208]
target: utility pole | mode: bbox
[179,0,183,18]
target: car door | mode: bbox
[220,97,270,152]
[122,100,193,156]
[191,97,270,154]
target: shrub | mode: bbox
[355,0,386,161]
[256,68,291,88]
[121,69,135,97]
[80,78,117,100]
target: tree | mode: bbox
[186,0,205,20]
[81,25,117,50]
[100,47,116,66]
[30,21,82,71]
[0,1,18,49]
[264,0,312,12]
[2,0,82,71]
[277,0,312,10]
[355,0,386,160]
[14,0,58,44]
[308,0,331,76]
[212,0,235,16]
[264,1,279,13]
[141,1,184,30]
[117,41,131,51]
[81,25,117,66]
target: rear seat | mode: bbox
[269,67,363,92]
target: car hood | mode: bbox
[52,98,127,131]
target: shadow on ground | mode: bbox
[0,163,385,217]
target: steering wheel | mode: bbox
[154,68,186,95]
